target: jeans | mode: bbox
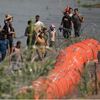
[0,52,6,62]
[74,25,81,37]
[63,28,71,38]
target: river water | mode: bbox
[0,0,100,45]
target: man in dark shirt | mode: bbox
[3,15,15,53]
[72,8,84,37]
[25,20,36,48]
[60,12,72,38]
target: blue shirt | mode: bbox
[0,39,9,54]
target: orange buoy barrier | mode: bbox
[32,39,100,99]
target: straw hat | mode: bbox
[5,14,13,21]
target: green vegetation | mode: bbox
[78,64,90,97]
[76,0,81,4]
[78,61,97,97]
[0,47,56,99]
[0,35,98,99]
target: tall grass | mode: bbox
[0,35,98,99]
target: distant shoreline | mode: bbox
[81,3,100,8]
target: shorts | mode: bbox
[8,38,13,48]
[38,46,46,55]
[36,46,46,60]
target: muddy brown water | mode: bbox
[0,0,100,45]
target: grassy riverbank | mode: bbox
[0,36,87,99]
[0,35,100,99]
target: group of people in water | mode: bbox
[0,6,84,67]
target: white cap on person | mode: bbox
[50,24,55,28]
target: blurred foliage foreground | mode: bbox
[0,36,99,99]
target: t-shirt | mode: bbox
[34,21,44,27]
[72,14,82,27]
[3,23,15,39]
[25,25,34,36]
[0,39,9,54]
[69,13,73,17]
[50,29,56,42]
[61,14,72,28]
[34,21,44,33]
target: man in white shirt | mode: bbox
[34,15,45,34]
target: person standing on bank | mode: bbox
[35,31,46,60]
[34,15,45,34]
[10,41,23,71]
[3,14,16,54]
[60,11,72,39]
[49,24,56,49]
[72,8,84,37]
[25,20,36,47]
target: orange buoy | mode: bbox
[32,39,100,99]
